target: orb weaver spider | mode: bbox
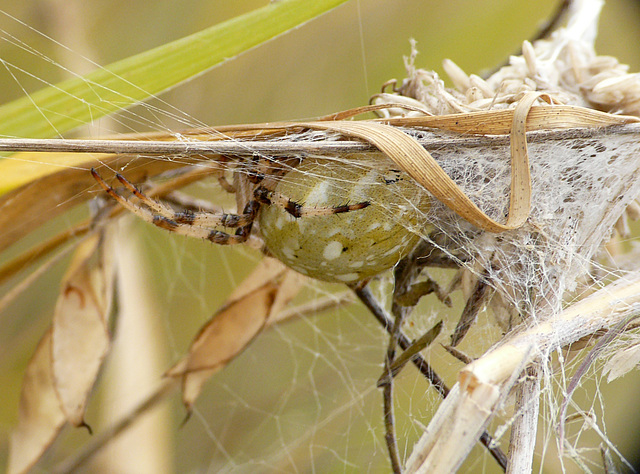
[91,153,432,283]
[90,153,506,470]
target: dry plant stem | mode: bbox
[381,301,410,474]
[269,292,355,324]
[382,362,401,474]
[353,286,508,471]
[408,276,640,472]
[506,367,540,474]
[380,248,429,474]
[0,124,635,157]
[404,364,525,473]
[442,345,474,365]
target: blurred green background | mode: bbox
[1,0,640,472]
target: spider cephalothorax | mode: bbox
[92,153,431,283]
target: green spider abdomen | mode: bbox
[258,155,432,283]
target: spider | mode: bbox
[91,154,432,283]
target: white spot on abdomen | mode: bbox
[305,181,330,205]
[335,272,360,282]
[323,241,343,260]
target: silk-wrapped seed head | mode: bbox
[258,155,432,283]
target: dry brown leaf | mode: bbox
[166,283,278,409]
[8,329,66,474]
[166,258,304,409]
[603,343,640,382]
[267,266,307,322]
[8,232,114,473]
[51,232,114,427]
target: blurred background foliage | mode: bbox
[1,0,640,472]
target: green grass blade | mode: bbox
[0,0,350,140]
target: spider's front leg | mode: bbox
[91,168,258,245]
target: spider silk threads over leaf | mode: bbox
[0,0,351,142]
[166,258,305,410]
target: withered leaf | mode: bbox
[266,266,307,323]
[0,154,190,254]
[228,256,289,301]
[166,257,304,409]
[51,232,114,427]
[8,329,66,474]
[603,342,640,382]
[9,232,114,473]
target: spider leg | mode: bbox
[254,185,370,218]
[91,168,257,245]
[111,172,253,228]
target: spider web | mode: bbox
[2,1,640,473]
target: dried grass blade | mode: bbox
[51,232,114,427]
[297,120,525,232]
[384,105,639,134]
[505,92,539,228]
